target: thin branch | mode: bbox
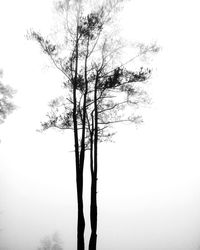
[48,53,71,81]
[98,101,126,113]
[98,53,143,79]
[88,29,103,57]
[66,97,74,104]
[98,119,133,125]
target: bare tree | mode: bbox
[29,0,159,249]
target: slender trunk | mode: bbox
[73,22,85,250]
[89,174,97,250]
[79,36,89,171]
[76,36,90,250]
[76,168,85,250]
[89,73,98,250]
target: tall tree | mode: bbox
[0,70,15,125]
[30,1,159,249]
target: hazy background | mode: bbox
[1,0,200,249]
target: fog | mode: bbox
[1,0,200,249]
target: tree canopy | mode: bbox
[29,1,159,249]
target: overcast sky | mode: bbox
[0,0,200,250]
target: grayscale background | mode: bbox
[0,0,200,249]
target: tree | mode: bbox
[29,0,159,249]
[0,70,15,125]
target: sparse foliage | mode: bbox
[29,0,159,249]
[0,71,15,124]
[38,233,63,250]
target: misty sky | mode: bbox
[0,0,200,250]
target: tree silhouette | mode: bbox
[0,70,15,125]
[29,0,159,249]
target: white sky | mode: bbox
[0,0,200,250]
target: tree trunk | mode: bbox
[89,174,97,250]
[89,73,98,250]
[76,169,85,250]
[73,21,85,250]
